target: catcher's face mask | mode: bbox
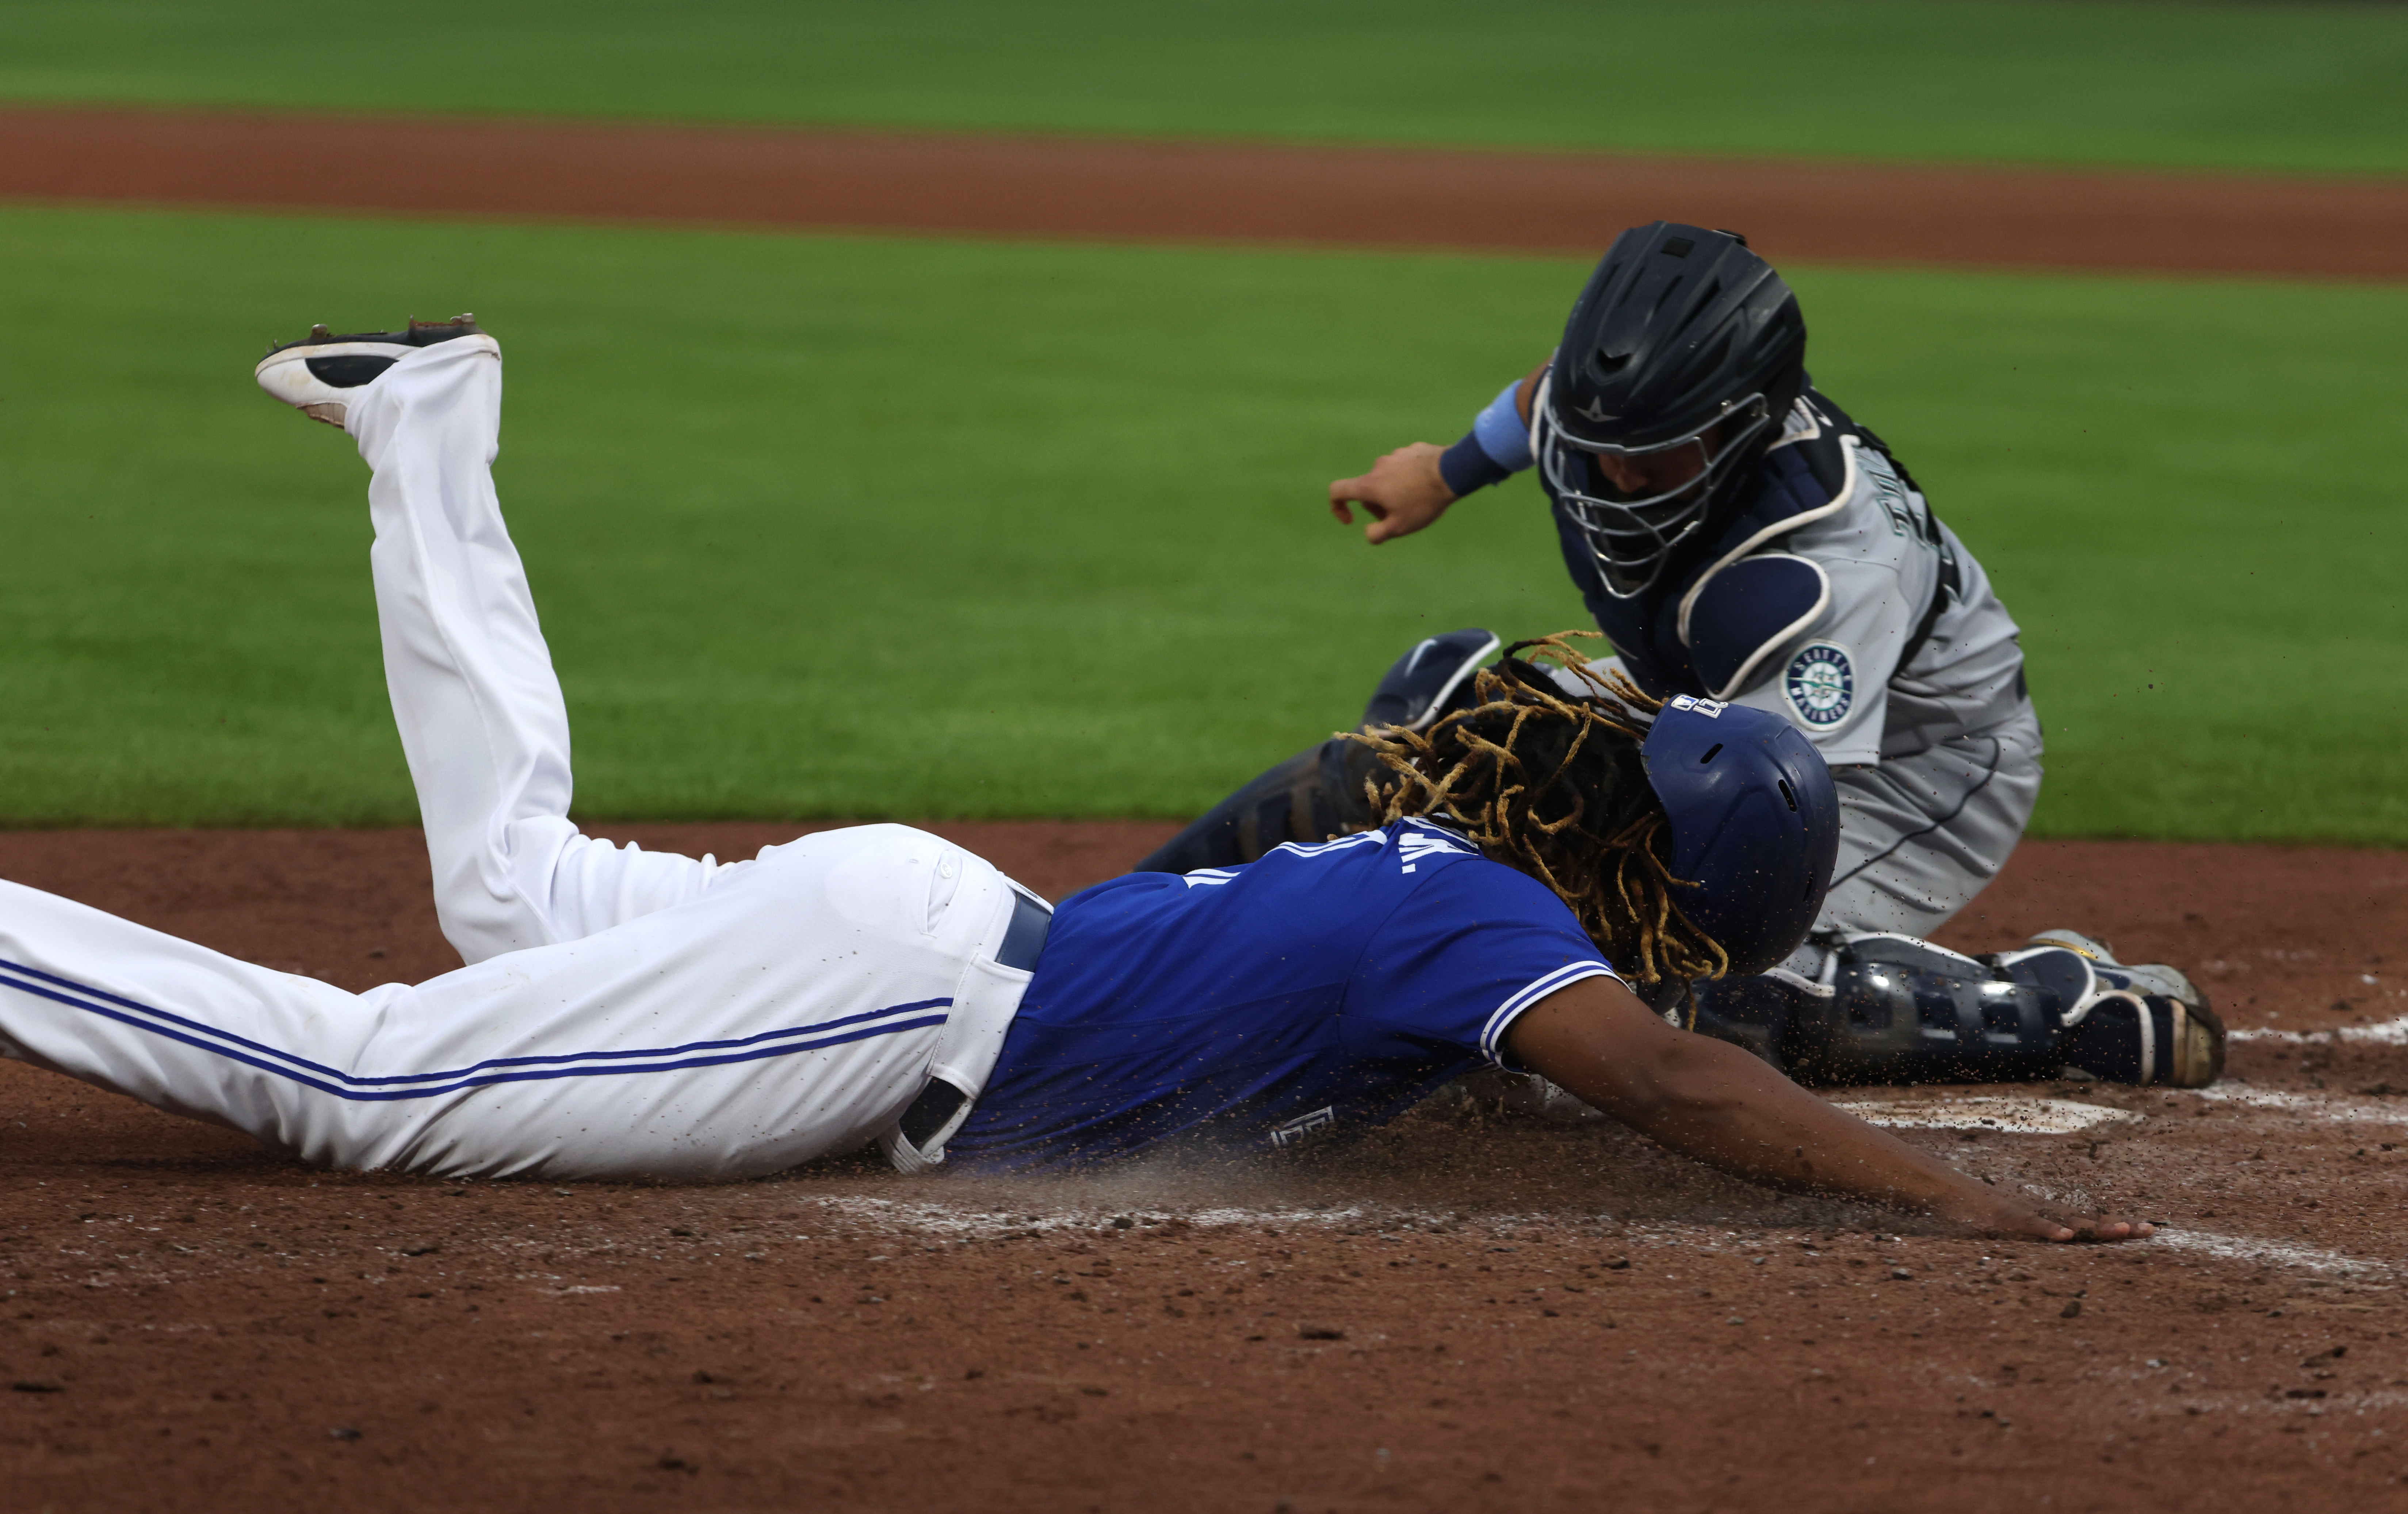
[1535,372,1774,600]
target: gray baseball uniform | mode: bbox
[1518,384,2040,967]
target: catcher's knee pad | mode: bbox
[1679,935,2226,1089]
[1360,627,1499,731]
[1134,628,1497,875]
[1781,934,2063,1086]
[1132,738,1383,873]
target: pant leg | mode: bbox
[1803,702,2045,951]
[0,826,1017,1180]
[1564,657,2040,950]
[346,339,734,966]
[1681,707,2042,1071]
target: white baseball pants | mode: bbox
[0,338,1031,1180]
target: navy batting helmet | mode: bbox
[1639,693,1839,976]
[1537,222,1807,599]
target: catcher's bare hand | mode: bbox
[1329,443,1455,545]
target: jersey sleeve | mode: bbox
[1347,858,1623,1067]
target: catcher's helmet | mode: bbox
[1639,693,1838,977]
[1537,223,1807,598]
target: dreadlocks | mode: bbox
[1345,631,1729,987]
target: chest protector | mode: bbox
[1545,386,1944,703]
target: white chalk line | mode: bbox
[2148,1227,2398,1278]
[802,1199,2401,1285]
[795,1196,1781,1248]
[800,1197,2388,1276]
[795,1199,1731,1243]
[2229,1013,2408,1045]
[2190,1083,2408,1125]
[799,1195,1381,1241]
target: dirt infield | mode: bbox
[4,106,2406,278]
[4,824,2408,1511]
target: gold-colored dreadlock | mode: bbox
[1344,631,1730,987]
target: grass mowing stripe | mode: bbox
[1,1,2405,176]
[0,204,2399,841]
[0,206,1590,827]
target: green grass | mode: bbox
[1,204,2402,842]
[1803,272,2408,845]
[3,1,2406,176]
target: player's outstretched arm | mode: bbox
[1502,977,2154,1243]
[1329,360,1550,545]
[1329,443,1456,544]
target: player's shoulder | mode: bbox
[1679,391,1927,696]
[1376,822,1586,919]
[1249,817,1471,861]
[1741,392,1934,572]
[1763,389,1855,494]
[1262,819,1555,903]
[1149,819,1481,898]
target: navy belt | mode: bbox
[994,889,1052,972]
[897,891,1050,1150]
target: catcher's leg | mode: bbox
[1134,628,1495,873]
[1682,710,2219,1086]
[1756,931,2221,1088]
[1813,705,2045,943]
[1680,709,2042,1064]
[344,336,738,964]
[1132,739,1380,873]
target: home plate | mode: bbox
[1828,1093,2141,1135]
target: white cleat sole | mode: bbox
[253,318,497,428]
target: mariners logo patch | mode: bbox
[1784,642,1855,727]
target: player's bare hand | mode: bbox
[1329,443,1455,545]
[2038,1215,2155,1244]
[1959,1193,2155,1245]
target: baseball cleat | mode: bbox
[254,314,493,427]
[2024,928,2206,1010]
[1990,929,2224,1087]
[2061,989,2227,1089]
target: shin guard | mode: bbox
[1782,934,2063,1085]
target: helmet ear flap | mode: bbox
[1755,362,1806,444]
[1700,363,1803,509]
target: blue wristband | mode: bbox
[1439,432,1513,498]
[1472,379,1535,471]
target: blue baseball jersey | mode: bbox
[948,819,1619,1169]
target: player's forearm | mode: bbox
[1507,983,2047,1234]
[1599,1032,2009,1223]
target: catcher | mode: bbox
[1139,222,2224,1093]
[0,316,2155,1243]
